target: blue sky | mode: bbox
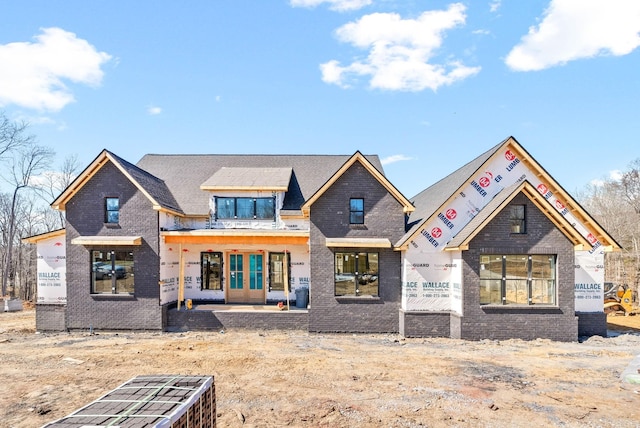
[1,0,639,199]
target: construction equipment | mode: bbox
[604,283,637,315]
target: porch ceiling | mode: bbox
[162,230,309,245]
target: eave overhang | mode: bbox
[325,237,392,248]
[22,228,66,244]
[71,236,142,246]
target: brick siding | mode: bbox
[457,193,579,341]
[35,304,66,331]
[64,162,163,331]
[308,162,406,333]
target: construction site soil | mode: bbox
[1,308,639,428]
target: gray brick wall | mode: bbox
[458,193,578,341]
[576,312,607,337]
[35,304,66,331]
[65,162,162,331]
[308,162,405,333]
[167,308,308,331]
[399,310,451,337]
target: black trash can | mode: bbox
[295,287,309,308]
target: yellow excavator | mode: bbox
[604,283,637,315]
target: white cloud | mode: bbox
[290,0,371,12]
[490,0,502,13]
[320,4,481,91]
[381,154,413,165]
[0,27,112,111]
[505,0,640,71]
[147,105,162,115]
[590,169,624,186]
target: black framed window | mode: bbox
[334,252,378,297]
[216,197,275,220]
[479,254,556,305]
[269,252,291,291]
[91,249,134,294]
[509,204,526,234]
[201,252,223,290]
[105,197,120,224]
[350,198,364,224]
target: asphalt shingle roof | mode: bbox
[106,151,183,214]
[135,154,384,215]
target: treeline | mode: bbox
[579,161,640,295]
[0,112,77,300]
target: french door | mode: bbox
[227,253,265,303]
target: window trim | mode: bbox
[479,254,556,306]
[334,251,379,297]
[268,252,291,292]
[509,204,526,234]
[349,198,364,224]
[91,249,134,295]
[105,197,120,224]
[201,251,223,291]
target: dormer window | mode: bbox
[216,197,275,220]
[105,197,119,224]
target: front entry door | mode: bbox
[227,253,265,303]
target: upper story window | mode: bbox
[509,204,526,234]
[350,198,364,224]
[105,198,120,223]
[216,197,275,220]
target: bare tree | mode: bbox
[0,142,55,296]
[32,153,80,229]
[0,113,32,158]
[580,160,640,300]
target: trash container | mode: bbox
[295,287,309,308]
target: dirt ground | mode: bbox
[1,309,639,428]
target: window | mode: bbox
[479,254,556,305]
[201,252,222,290]
[350,198,364,224]
[91,250,134,294]
[334,252,378,297]
[216,197,275,220]
[105,198,120,223]
[269,252,291,291]
[509,204,526,234]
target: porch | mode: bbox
[165,303,309,332]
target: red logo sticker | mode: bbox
[505,150,516,161]
[431,227,443,239]
[446,209,457,220]
[53,242,62,247]
[587,233,597,245]
[537,183,548,194]
[555,200,565,210]
[479,176,491,188]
